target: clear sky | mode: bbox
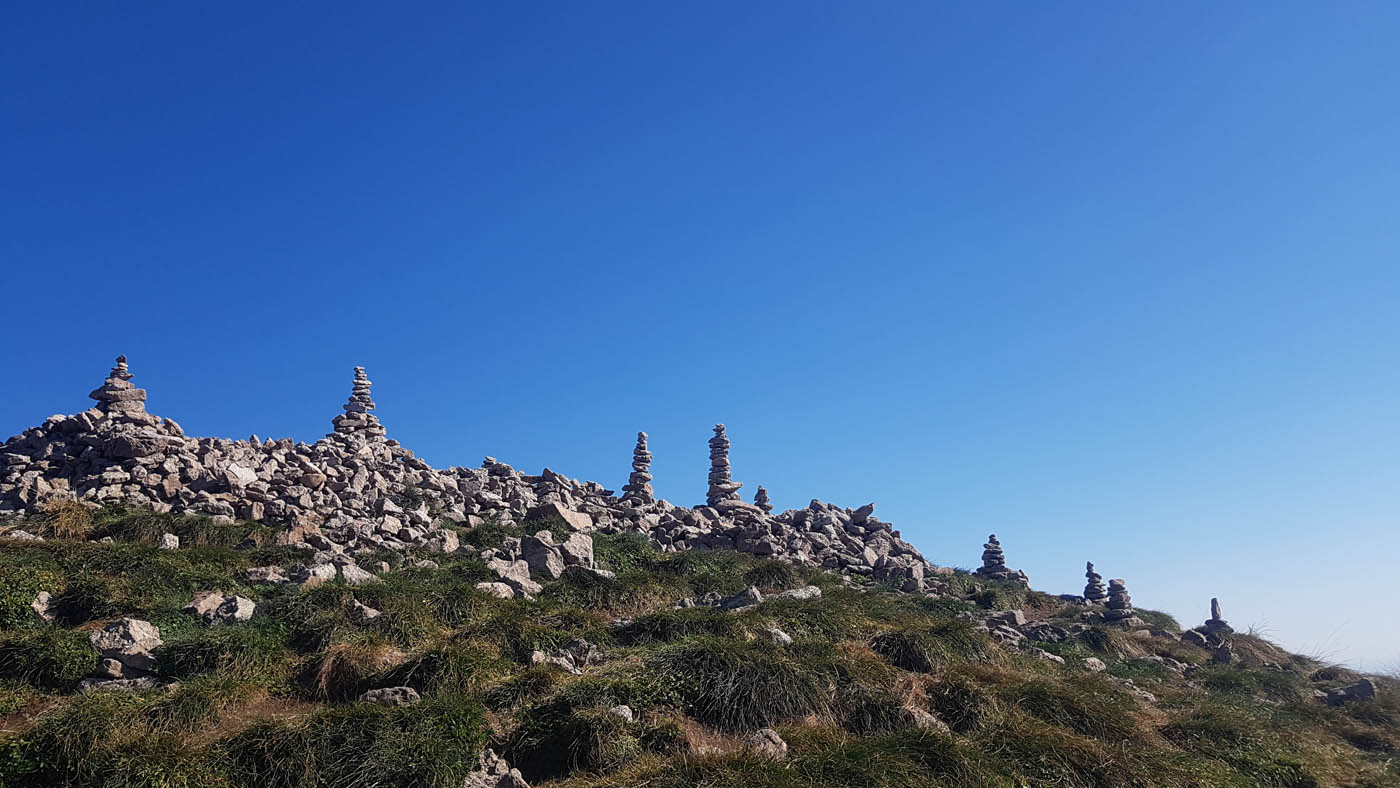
[3,3,1397,668]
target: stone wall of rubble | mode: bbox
[0,358,938,590]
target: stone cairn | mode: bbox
[88,355,147,418]
[974,534,1029,587]
[620,431,655,505]
[330,366,386,440]
[1103,578,1143,625]
[754,485,773,514]
[1083,561,1108,604]
[1183,597,1234,648]
[706,424,742,506]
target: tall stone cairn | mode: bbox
[1083,561,1108,604]
[705,424,742,507]
[973,534,1028,586]
[1103,578,1136,622]
[620,431,655,505]
[754,485,773,514]
[88,355,147,418]
[330,366,386,440]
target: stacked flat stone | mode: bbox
[1103,578,1137,622]
[705,424,742,506]
[974,534,1029,586]
[620,431,654,505]
[754,485,773,513]
[330,366,386,440]
[88,356,147,418]
[1083,561,1107,604]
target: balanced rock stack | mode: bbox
[754,485,773,514]
[1102,578,1143,626]
[330,366,386,440]
[1183,597,1234,648]
[620,431,654,505]
[1083,561,1108,604]
[88,356,148,419]
[705,424,743,506]
[974,534,1030,587]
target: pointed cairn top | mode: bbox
[1083,561,1108,604]
[1204,597,1233,634]
[706,424,743,506]
[621,431,655,505]
[754,485,773,513]
[88,354,147,417]
[331,366,386,439]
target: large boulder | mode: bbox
[559,533,594,568]
[521,532,565,579]
[487,558,543,595]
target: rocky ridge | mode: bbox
[1,358,939,592]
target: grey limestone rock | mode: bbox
[745,727,788,759]
[358,686,421,706]
[90,618,162,673]
[475,581,515,599]
[522,532,566,579]
[31,590,54,623]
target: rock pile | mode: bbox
[331,366,385,440]
[465,749,530,788]
[706,424,742,506]
[84,618,163,690]
[1102,578,1144,626]
[1083,561,1107,604]
[620,431,654,505]
[1,357,947,594]
[974,534,1029,587]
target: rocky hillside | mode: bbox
[0,359,1396,787]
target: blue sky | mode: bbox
[3,3,1397,667]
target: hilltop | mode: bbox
[0,359,1396,787]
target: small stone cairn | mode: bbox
[1083,561,1107,604]
[620,431,654,505]
[754,485,773,513]
[706,424,743,506]
[330,366,386,440]
[974,534,1029,587]
[1183,597,1234,648]
[1102,578,1144,626]
[88,355,148,418]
